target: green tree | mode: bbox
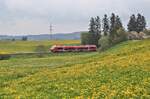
[127,14,137,32]
[22,36,28,41]
[102,14,109,36]
[95,16,101,46]
[136,13,146,33]
[142,15,146,30]
[81,32,94,45]
[110,13,116,39]
[110,13,116,32]
[115,28,127,43]
[88,16,101,46]
[136,13,143,33]
[98,35,110,51]
[89,17,96,33]
[95,16,101,36]
[115,15,123,30]
[109,13,124,44]
[35,45,47,57]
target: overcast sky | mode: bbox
[0,0,150,35]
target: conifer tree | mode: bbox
[136,13,143,33]
[89,17,96,33]
[115,15,123,30]
[110,13,116,33]
[128,14,146,32]
[102,14,109,36]
[95,16,101,35]
[142,15,146,30]
[88,17,101,46]
[136,14,146,32]
[127,14,137,32]
[109,13,117,40]
[109,13,124,44]
[95,16,101,40]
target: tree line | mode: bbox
[81,13,147,50]
[128,14,146,33]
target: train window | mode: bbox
[64,48,74,50]
[80,47,88,49]
[64,48,68,50]
[90,47,96,49]
[57,47,63,50]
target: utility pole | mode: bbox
[50,24,53,40]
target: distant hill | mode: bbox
[0,32,83,40]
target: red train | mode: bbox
[50,45,97,52]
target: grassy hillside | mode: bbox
[0,39,150,98]
[0,40,80,54]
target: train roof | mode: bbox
[51,45,96,47]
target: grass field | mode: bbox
[0,39,150,98]
[0,40,80,53]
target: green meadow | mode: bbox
[0,40,80,53]
[0,39,150,98]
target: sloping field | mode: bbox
[0,40,80,53]
[0,39,150,98]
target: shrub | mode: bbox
[109,28,127,45]
[99,28,127,51]
[81,32,98,46]
[115,28,128,43]
[81,32,93,45]
[34,45,47,57]
[0,52,11,60]
[12,38,15,41]
[143,29,150,35]
[98,35,110,51]
[22,36,28,41]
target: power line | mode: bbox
[50,24,53,40]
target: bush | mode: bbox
[99,28,127,51]
[81,32,99,46]
[115,28,128,43]
[98,36,110,51]
[0,52,11,60]
[81,32,93,45]
[22,36,28,41]
[12,38,15,41]
[143,29,150,35]
[34,45,47,57]
[0,55,11,60]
